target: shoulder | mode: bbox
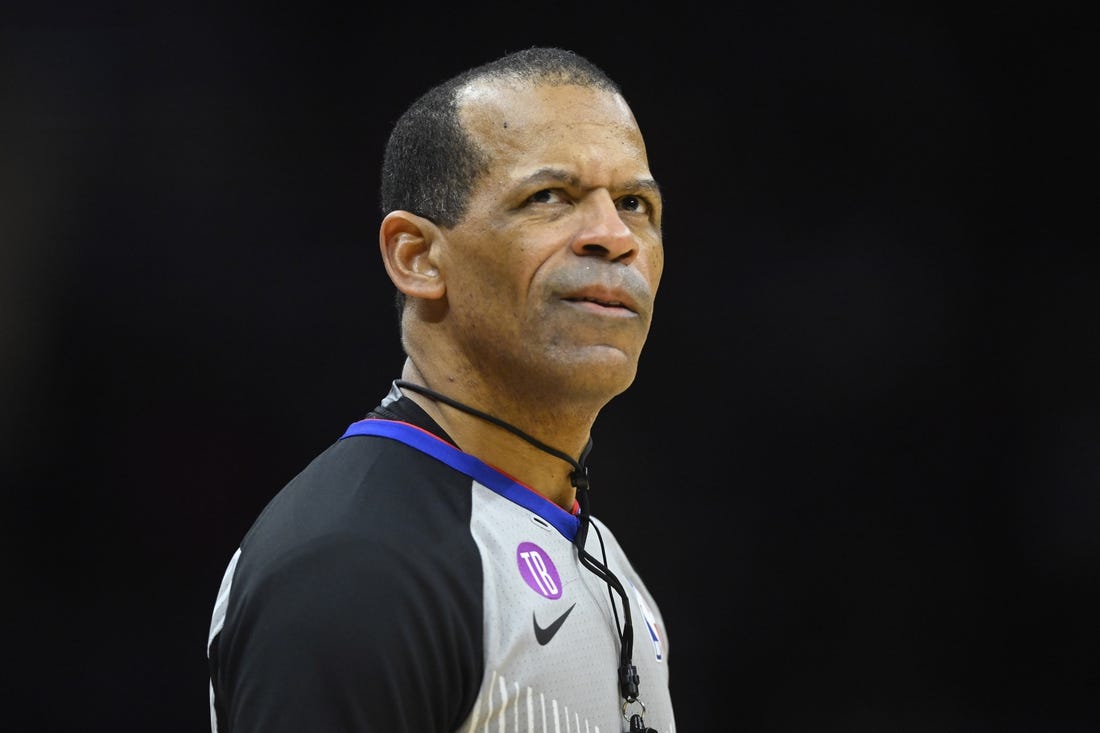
[225,431,486,641]
[245,432,474,552]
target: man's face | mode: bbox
[438,80,664,404]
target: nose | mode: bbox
[570,190,637,265]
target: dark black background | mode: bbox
[4,4,1096,731]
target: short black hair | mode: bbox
[380,46,621,227]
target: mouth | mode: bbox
[565,295,631,310]
[562,291,639,315]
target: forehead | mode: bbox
[457,79,651,185]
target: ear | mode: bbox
[378,211,446,301]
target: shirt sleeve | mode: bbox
[209,533,482,732]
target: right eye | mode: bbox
[525,189,568,205]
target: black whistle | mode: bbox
[628,713,658,733]
[619,663,640,700]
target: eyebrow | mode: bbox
[518,167,662,200]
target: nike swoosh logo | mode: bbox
[533,603,576,645]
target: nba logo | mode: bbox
[631,583,664,662]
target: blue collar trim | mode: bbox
[340,418,580,541]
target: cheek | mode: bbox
[453,257,526,317]
[474,242,543,294]
[646,247,665,288]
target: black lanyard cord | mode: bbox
[573,477,639,699]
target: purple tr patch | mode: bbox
[516,541,562,599]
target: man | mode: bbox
[207,46,674,732]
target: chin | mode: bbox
[565,352,639,396]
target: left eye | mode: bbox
[618,195,648,214]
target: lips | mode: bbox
[563,289,638,314]
[566,294,629,309]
